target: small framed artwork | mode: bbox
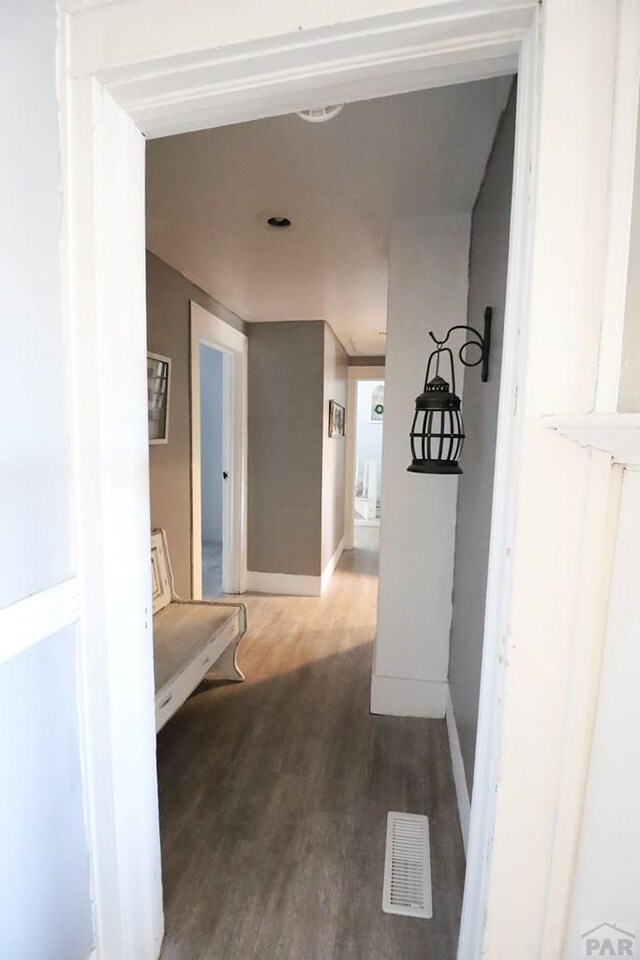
[328,399,345,438]
[147,352,171,444]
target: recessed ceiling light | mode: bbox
[267,216,292,228]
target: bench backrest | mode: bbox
[151,528,174,614]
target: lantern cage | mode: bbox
[407,310,492,475]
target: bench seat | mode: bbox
[151,529,247,731]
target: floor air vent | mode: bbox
[382,812,432,919]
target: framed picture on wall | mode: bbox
[328,399,345,438]
[147,352,171,444]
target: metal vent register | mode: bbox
[382,812,433,919]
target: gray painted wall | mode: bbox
[248,321,325,576]
[146,251,245,596]
[448,85,516,792]
[200,345,224,543]
[321,325,348,568]
[348,355,386,366]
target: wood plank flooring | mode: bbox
[157,528,465,960]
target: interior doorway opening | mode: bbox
[143,75,515,958]
[353,379,384,528]
[199,343,225,597]
[67,7,536,952]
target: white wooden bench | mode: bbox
[151,528,247,732]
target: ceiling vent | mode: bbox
[297,104,344,123]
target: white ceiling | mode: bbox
[146,77,512,356]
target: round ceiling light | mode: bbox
[267,216,292,228]
[297,104,344,123]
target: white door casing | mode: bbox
[55,2,630,959]
[344,366,386,550]
[190,301,248,598]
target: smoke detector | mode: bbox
[297,104,344,123]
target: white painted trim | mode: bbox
[595,0,640,411]
[249,537,344,596]
[59,3,539,957]
[445,695,471,856]
[321,537,344,594]
[69,3,532,139]
[190,302,248,598]
[247,570,322,597]
[458,19,540,959]
[344,367,386,551]
[370,675,448,718]
[62,78,163,959]
[0,578,82,665]
[544,413,640,467]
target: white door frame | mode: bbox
[190,302,248,598]
[344,366,386,549]
[60,3,615,958]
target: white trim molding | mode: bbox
[595,0,640,410]
[0,578,82,665]
[345,366,386,550]
[370,675,448,719]
[247,540,345,597]
[190,301,248,597]
[544,414,640,467]
[246,570,322,597]
[60,1,541,957]
[321,537,345,594]
[69,2,532,138]
[445,695,471,856]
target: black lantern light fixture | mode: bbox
[408,308,492,475]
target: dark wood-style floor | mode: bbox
[157,528,465,960]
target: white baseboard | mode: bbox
[247,539,344,597]
[370,675,448,718]
[445,694,471,856]
[246,570,321,596]
[321,537,344,594]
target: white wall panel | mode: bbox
[0,627,93,960]
[0,0,72,609]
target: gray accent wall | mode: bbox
[146,251,245,596]
[448,84,517,792]
[348,355,386,366]
[248,321,326,576]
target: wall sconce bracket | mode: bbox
[428,306,492,384]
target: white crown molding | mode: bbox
[543,413,640,467]
[66,1,532,138]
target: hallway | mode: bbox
[157,529,465,959]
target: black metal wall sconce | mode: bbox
[408,307,492,475]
